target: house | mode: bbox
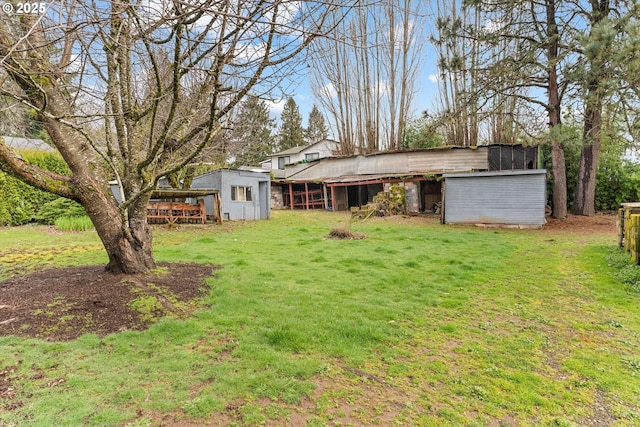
[270,144,544,226]
[261,139,339,179]
[190,168,270,221]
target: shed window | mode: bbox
[278,156,290,170]
[305,152,319,161]
[231,186,253,201]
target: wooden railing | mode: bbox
[147,199,206,224]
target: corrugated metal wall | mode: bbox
[287,147,489,181]
[443,170,546,226]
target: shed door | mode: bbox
[259,182,269,219]
[444,174,545,225]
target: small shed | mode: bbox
[442,170,547,227]
[191,168,270,221]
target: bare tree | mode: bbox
[431,0,480,147]
[0,0,348,274]
[310,0,425,154]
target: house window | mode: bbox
[231,186,253,201]
[305,152,319,161]
[278,156,290,170]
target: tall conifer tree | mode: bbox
[278,97,305,151]
[305,104,329,143]
[230,95,275,167]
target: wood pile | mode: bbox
[351,185,407,219]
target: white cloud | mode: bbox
[428,74,440,83]
[321,83,337,98]
[267,99,285,118]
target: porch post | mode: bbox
[289,183,294,210]
[305,182,310,210]
[330,185,336,211]
[323,184,329,210]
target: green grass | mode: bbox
[1,211,639,426]
[54,215,95,232]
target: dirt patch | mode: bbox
[542,212,617,234]
[0,263,217,341]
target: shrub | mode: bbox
[0,150,71,226]
[35,198,87,225]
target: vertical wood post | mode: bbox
[330,186,336,211]
[323,184,329,210]
[289,183,294,210]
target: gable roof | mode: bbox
[270,139,338,157]
[2,136,54,152]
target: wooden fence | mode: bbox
[618,203,640,264]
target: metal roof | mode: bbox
[150,189,218,199]
[322,170,476,184]
[443,169,546,178]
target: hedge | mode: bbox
[0,150,74,226]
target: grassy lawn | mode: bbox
[1,211,639,426]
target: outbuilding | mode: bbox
[190,168,271,221]
[442,170,547,228]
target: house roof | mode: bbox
[270,139,338,157]
[2,136,54,152]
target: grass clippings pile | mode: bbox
[327,227,366,240]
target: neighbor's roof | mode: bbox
[270,139,338,157]
[2,136,55,152]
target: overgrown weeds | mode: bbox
[606,247,640,292]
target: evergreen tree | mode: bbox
[305,104,328,143]
[278,97,305,151]
[230,95,275,167]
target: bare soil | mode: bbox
[541,212,617,234]
[0,263,216,341]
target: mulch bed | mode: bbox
[0,263,217,341]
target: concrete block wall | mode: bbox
[405,182,419,214]
[383,182,420,214]
[271,185,285,209]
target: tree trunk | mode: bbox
[572,0,609,217]
[83,187,156,274]
[547,0,567,219]
[573,104,602,216]
[551,140,568,218]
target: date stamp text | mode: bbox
[2,2,49,15]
